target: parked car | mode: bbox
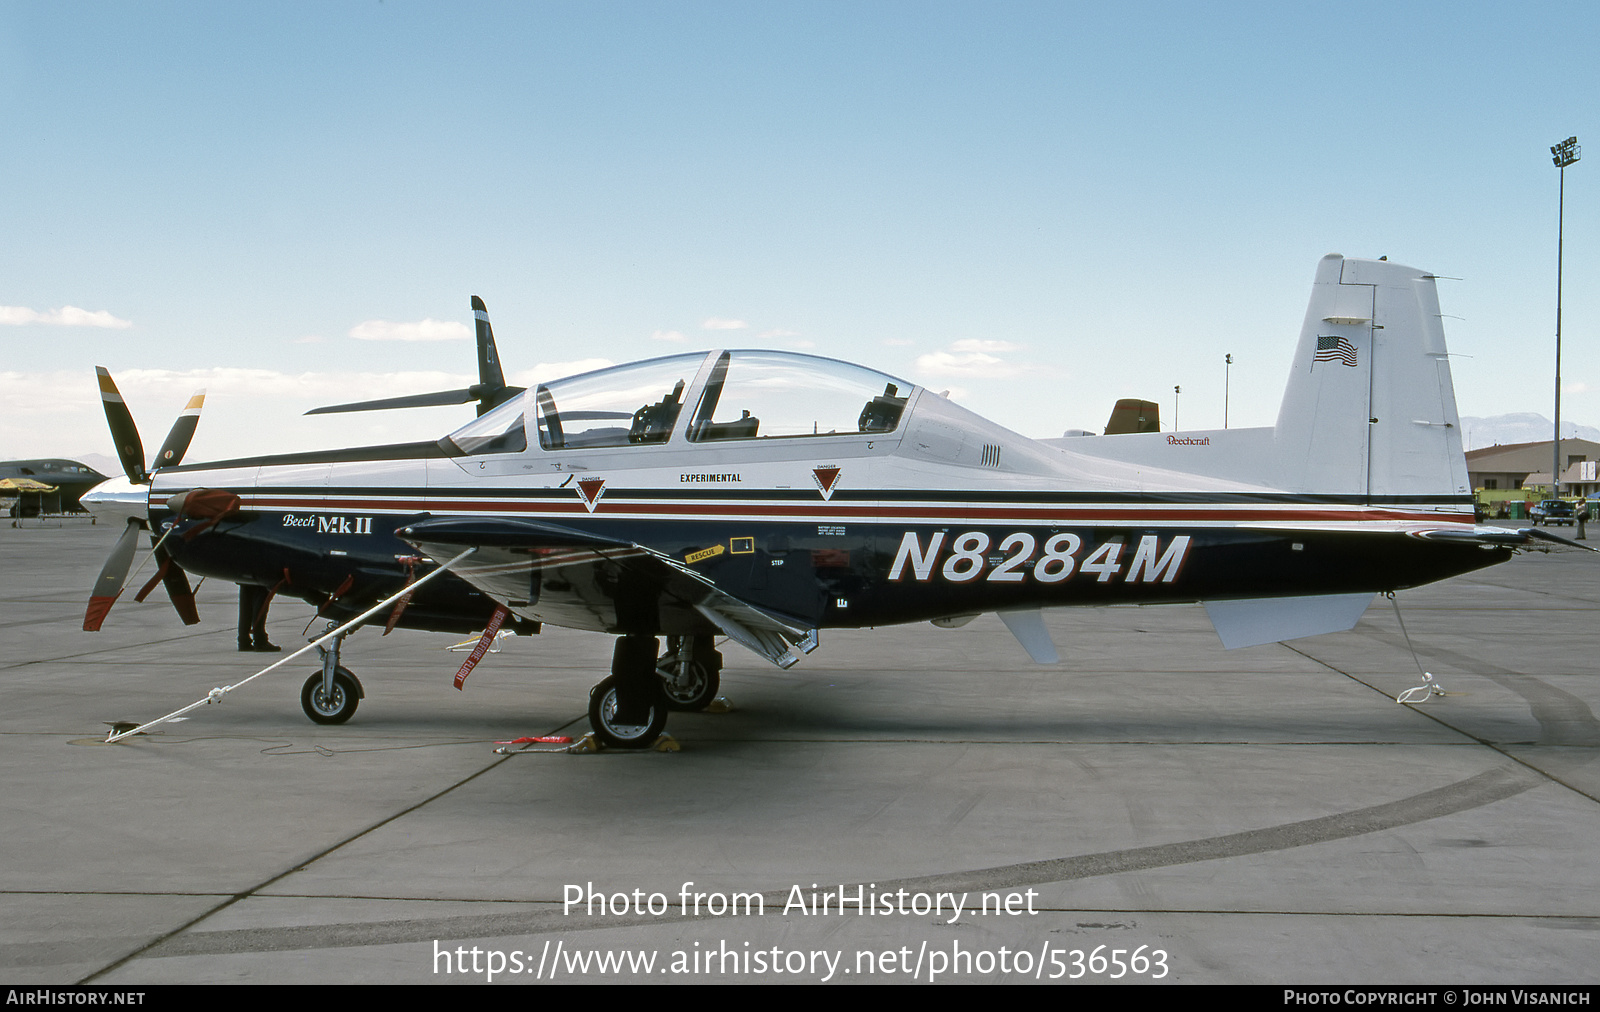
[1530,499,1576,526]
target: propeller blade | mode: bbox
[152,390,205,469]
[95,367,148,484]
[132,545,201,626]
[161,560,201,626]
[83,517,145,632]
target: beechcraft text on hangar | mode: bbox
[280,514,376,534]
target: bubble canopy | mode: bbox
[439,351,915,455]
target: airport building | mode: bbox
[1466,438,1600,497]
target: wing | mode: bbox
[395,517,819,668]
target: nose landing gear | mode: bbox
[299,623,364,725]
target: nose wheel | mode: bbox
[301,667,362,724]
[299,625,363,725]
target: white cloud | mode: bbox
[0,362,616,459]
[0,305,133,328]
[950,338,1021,353]
[508,359,615,385]
[651,329,688,342]
[348,318,470,342]
[757,328,800,339]
[914,348,1024,380]
[107,366,471,400]
[702,317,748,330]
[1,367,442,459]
[1564,381,1590,395]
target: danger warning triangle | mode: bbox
[812,467,841,500]
[576,478,606,511]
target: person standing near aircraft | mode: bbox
[238,584,278,652]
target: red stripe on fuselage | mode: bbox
[154,492,1468,528]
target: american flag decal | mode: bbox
[1314,335,1358,367]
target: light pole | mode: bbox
[1552,135,1580,497]
[1224,353,1233,429]
[1173,385,1180,431]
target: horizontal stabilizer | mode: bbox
[1410,527,1533,547]
[1204,593,1374,649]
[306,388,479,415]
[308,296,523,416]
[305,384,525,415]
[1409,526,1596,553]
[1524,527,1600,553]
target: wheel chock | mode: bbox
[544,732,679,754]
[705,696,733,714]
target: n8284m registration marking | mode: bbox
[887,531,1191,585]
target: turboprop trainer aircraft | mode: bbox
[82,255,1567,748]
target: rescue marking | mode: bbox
[686,544,727,565]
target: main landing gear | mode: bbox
[658,635,723,712]
[586,634,725,748]
[300,623,364,725]
[589,636,668,749]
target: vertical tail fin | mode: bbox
[470,295,509,416]
[1272,255,1469,498]
[469,296,524,416]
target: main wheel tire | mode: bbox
[589,673,667,749]
[301,667,362,725]
[660,659,721,711]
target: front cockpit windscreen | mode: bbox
[439,392,528,456]
[688,351,912,441]
[534,353,705,450]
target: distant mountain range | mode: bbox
[73,452,119,476]
[1460,413,1600,451]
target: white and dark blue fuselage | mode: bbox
[88,256,1538,743]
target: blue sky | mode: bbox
[1,1,1595,461]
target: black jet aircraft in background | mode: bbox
[82,256,1570,748]
[2,459,109,515]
